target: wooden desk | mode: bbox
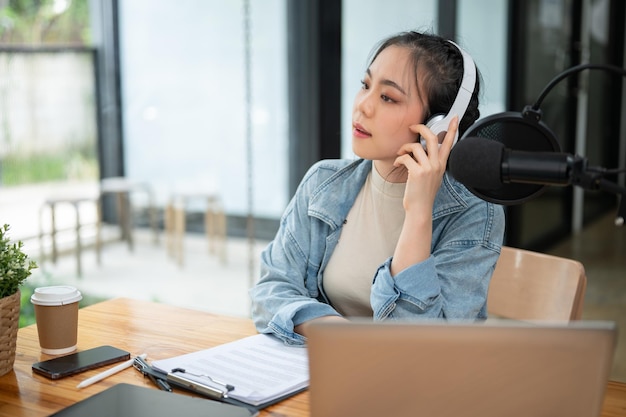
[1,298,625,417]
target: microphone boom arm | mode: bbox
[532,64,626,111]
[530,62,626,226]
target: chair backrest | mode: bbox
[487,246,587,321]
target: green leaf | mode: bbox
[0,224,38,299]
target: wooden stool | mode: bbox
[165,192,227,267]
[38,195,98,277]
[99,177,159,252]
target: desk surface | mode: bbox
[1,298,625,417]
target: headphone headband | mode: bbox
[446,41,476,124]
[424,40,477,147]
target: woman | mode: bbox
[250,31,505,345]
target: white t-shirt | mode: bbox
[323,164,406,316]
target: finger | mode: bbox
[410,123,442,157]
[438,116,459,160]
[397,140,426,155]
[393,152,417,169]
[397,143,431,169]
[408,124,434,148]
[408,123,424,135]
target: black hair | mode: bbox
[368,31,481,137]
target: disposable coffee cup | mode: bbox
[30,286,82,355]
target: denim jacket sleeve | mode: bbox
[249,235,341,346]
[249,161,353,346]
[370,177,505,320]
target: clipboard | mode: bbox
[147,334,310,409]
[133,355,306,412]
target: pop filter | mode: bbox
[451,63,626,206]
[452,107,561,205]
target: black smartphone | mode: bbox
[32,345,130,380]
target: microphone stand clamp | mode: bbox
[570,161,626,227]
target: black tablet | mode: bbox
[50,383,255,417]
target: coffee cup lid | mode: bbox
[30,286,82,306]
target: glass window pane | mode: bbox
[458,0,508,117]
[119,0,288,218]
[0,51,97,185]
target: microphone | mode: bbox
[448,136,585,192]
[447,108,564,205]
[446,63,626,222]
[448,128,626,226]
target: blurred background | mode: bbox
[0,0,624,379]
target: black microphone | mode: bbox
[447,63,626,220]
[448,136,626,226]
[449,136,583,191]
[448,109,564,205]
[448,107,624,213]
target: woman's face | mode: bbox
[352,45,427,170]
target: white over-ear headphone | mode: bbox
[420,40,477,149]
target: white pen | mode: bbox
[76,353,147,389]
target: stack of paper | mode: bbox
[152,334,309,407]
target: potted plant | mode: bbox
[0,224,37,376]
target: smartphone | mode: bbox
[32,345,130,380]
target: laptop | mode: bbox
[307,320,617,417]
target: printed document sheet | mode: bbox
[152,334,309,406]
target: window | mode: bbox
[118,1,288,219]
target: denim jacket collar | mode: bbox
[308,158,468,228]
[308,158,370,230]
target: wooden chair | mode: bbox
[487,246,587,321]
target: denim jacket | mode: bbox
[249,158,505,345]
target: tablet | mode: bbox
[50,383,255,417]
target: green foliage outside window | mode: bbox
[1,144,99,186]
[0,0,96,186]
[0,0,91,45]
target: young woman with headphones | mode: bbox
[250,31,506,345]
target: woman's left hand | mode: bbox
[393,116,459,214]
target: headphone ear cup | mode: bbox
[425,113,446,131]
[420,113,447,149]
